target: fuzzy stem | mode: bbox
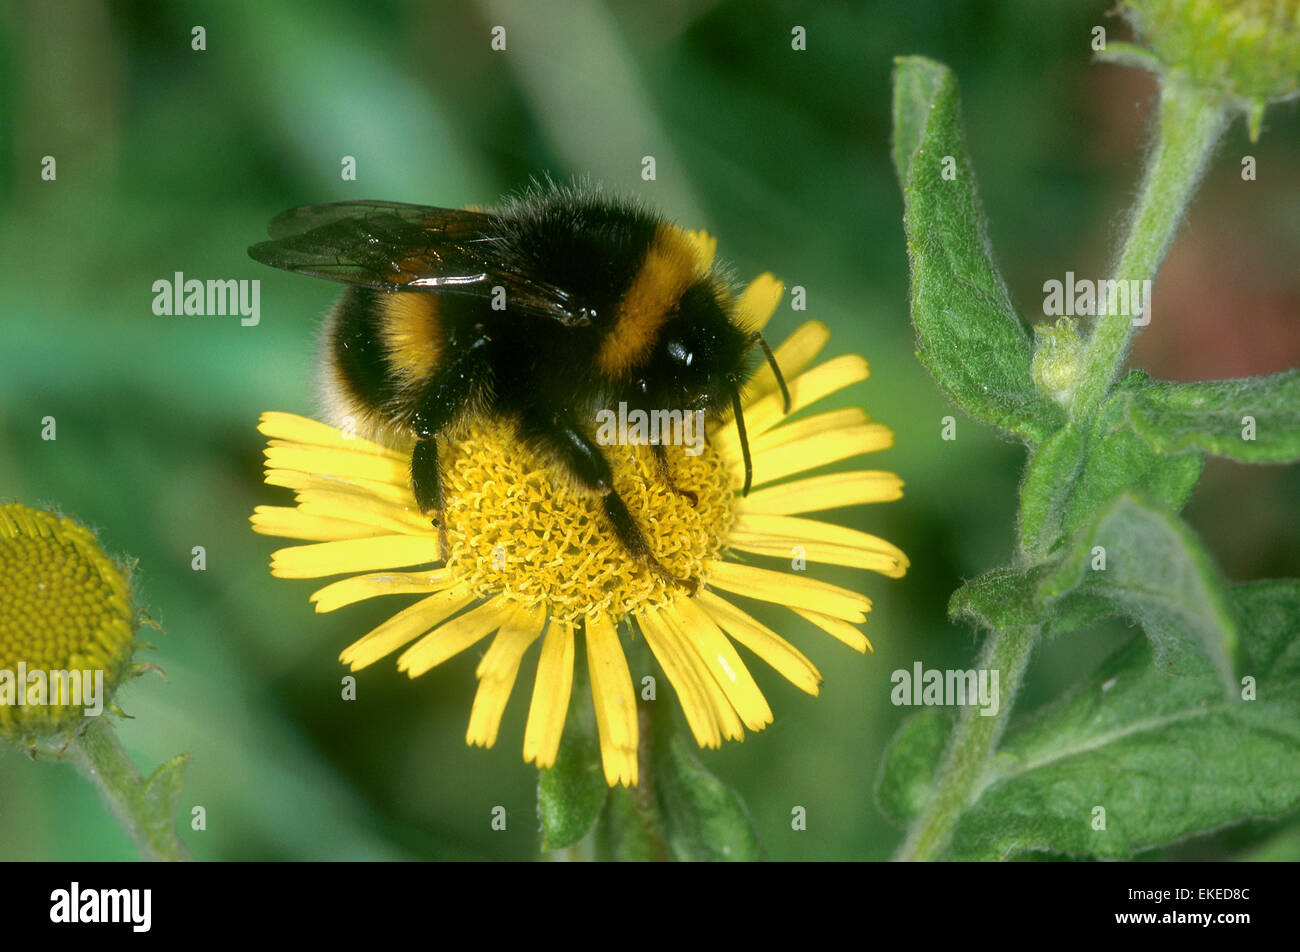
[1069,76,1230,424]
[65,718,191,862]
[895,624,1037,861]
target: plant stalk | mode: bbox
[65,718,191,862]
[895,624,1038,861]
[1069,77,1230,424]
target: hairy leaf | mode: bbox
[947,580,1300,860]
[1122,370,1300,463]
[1018,375,1203,560]
[138,753,191,853]
[893,56,1063,443]
[950,565,1046,632]
[1018,424,1084,558]
[655,733,762,861]
[877,708,952,827]
[537,693,608,851]
[1040,493,1239,690]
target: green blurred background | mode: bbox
[2,0,1297,861]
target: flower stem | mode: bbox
[1068,76,1230,424]
[65,718,191,862]
[631,703,672,862]
[895,624,1037,861]
[614,635,671,861]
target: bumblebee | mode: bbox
[249,183,789,591]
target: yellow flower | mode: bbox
[0,504,138,744]
[251,241,908,786]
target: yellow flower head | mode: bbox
[0,504,137,744]
[251,239,908,786]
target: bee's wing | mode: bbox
[249,200,587,326]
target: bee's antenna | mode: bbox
[751,331,791,414]
[729,377,754,497]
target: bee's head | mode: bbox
[629,280,790,497]
[635,282,750,415]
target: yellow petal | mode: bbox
[667,596,772,732]
[398,596,512,677]
[747,408,871,455]
[727,513,910,578]
[793,607,873,654]
[310,569,454,613]
[738,471,904,515]
[251,506,382,541]
[718,355,871,453]
[638,606,722,748]
[696,591,822,695]
[659,607,745,742]
[259,412,398,455]
[585,612,638,786]
[523,617,575,770]
[266,469,413,506]
[467,604,546,749]
[735,273,784,332]
[297,489,430,534]
[339,585,476,670]
[705,559,870,622]
[270,535,437,578]
[264,445,409,485]
[744,320,830,405]
[736,423,895,490]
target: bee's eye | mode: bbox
[666,338,694,367]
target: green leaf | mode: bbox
[949,566,1045,632]
[1042,590,1116,637]
[1017,375,1202,559]
[137,752,190,853]
[1059,382,1204,543]
[599,786,667,862]
[892,56,1064,444]
[1236,580,1300,676]
[876,709,952,826]
[655,733,761,861]
[1040,493,1239,691]
[1018,424,1084,558]
[138,752,190,819]
[950,563,1110,638]
[947,580,1300,860]
[537,695,608,851]
[1122,370,1300,463]
[891,54,947,185]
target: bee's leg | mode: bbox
[411,438,448,563]
[651,442,697,506]
[526,412,698,594]
[409,333,491,563]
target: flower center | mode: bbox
[437,418,736,623]
[0,505,135,737]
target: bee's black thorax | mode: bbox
[322,187,754,443]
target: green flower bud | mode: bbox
[1032,318,1086,407]
[1116,0,1300,140]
